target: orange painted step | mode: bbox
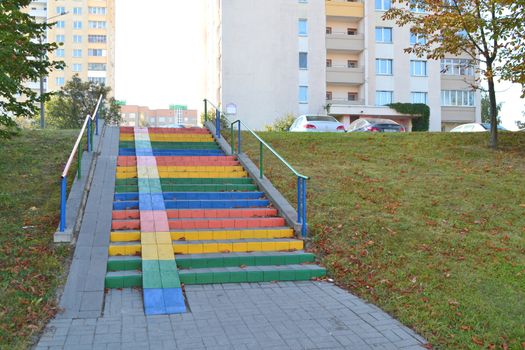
[168,217,286,230]
[112,208,279,220]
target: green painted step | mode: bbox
[119,141,220,150]
[105,270,142,288]
[114,183,259,193]
[179,265,326,284]
[104,264,326,288]
[115,178,254,186]
[107,252,316,272]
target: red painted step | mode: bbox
[119,127,210,134]
[112,208,279,220]
[168,217,286,230]
[111,217,286,231]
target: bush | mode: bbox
[265,114,296,132]
[388,103,430,131]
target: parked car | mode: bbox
[289,115,346,132]
[346,118,405,133]
[451,123,507,132]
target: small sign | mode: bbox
[116,100,126,106]
[226,103,237,116]
[170,104,187,110]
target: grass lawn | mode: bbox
[234,131,525,350]
[0,129,78,349]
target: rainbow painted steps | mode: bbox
[106,127,325,315]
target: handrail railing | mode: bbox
[203,98,309,238]
[59,94,103,232]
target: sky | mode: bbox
[114,0,525,130]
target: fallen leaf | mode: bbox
[471,336,484,346]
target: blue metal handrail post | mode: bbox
[215,109,221,139]
[301,178,307,238]
[297,177,302,223]
[87,118,92,152]
[59,176,67,232]
[95,112,99,135]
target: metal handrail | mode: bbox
[203,98,310,238]
[59,94,103,232]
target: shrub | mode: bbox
[388,103,430,131]
[265,114,296,132]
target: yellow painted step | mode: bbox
[172,239,304,255]
[120,134,213,142]
[111,229,294,243]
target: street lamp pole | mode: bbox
[39,11,68,129]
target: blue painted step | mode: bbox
[112,199,271,210]
[114,192,266,201]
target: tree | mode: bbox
[480,92,502,124]
[46,75,121,128]
[384,0,522,149]
[0,0,63,138]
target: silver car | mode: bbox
[289,115,345,132]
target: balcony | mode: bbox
[326,0,364,18]
[29,9,47,18]
[326,66,364,85]
[326,98,364,106]
[326,33,364,52]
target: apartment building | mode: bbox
[204,0,327,130]
[121,105,199,128]
[325,0,480,131]
[204,0,480,131]
[27,0,115,94]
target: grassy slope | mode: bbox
[0,129,78,349]
[238,131,525,350]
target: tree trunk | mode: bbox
[487,73,498,149]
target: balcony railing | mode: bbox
[326,33,364,52]
[326,66,364,84]
[326,98,365,106]
[326,0,364,18]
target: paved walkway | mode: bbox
[35,125,426,349]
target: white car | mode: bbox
[450,123,507,132]
[289,115,345,132]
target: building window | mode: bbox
[441,90,475,106]
[299,52,308,69]
[72,63,82,72]
[56,77,65,86]
[88,77,106,85]
[73,35,82,43]
[56,35,65,43]
[326,27,332,34]
[410,0,425,13]
[347,60,358,68]
[56,7,66,14]
[376,59,393,75]
[56,49,65,57]
[410,32,427,45]
[73,49,82,57]
[298,19,307,36]
[88,49,105,57]
[440,58,474,76]
[347,28,357,35]
[375,27,392,43]
[376,91,393,106]
[411,92,428,104]
[410,60,427,76]
[88,7,106,15]
[375,0,391,11]
[73,21,82,29]
[299,86,308,103]
[326,91,332,100]
[348,92,358,101]
[56,21,65,28]
[326,59,332,67]
[88,35,107,43]
[73,7,82,15]
[88,21,106,29]
[88,63,106,71]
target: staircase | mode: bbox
[105,126,325,315]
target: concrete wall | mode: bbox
[209,0,326,130]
